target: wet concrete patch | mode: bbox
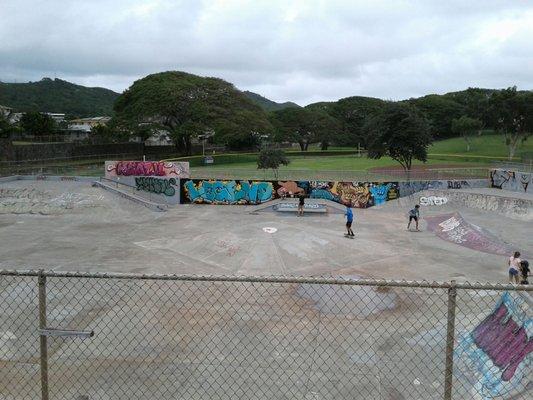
[296,276,397,317]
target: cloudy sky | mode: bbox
[1,0,532,105]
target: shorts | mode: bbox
[509,268,519,276]
[346,221,352,228]
[409,216,418,222]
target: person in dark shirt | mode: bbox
[520,260,530,284]
[407,205,420,231]
[298,193,305,216]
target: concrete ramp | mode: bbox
[425,212,530,258]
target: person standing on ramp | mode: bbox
[407,205,420,231]
[298,192,305,216]
[345,205,355,237]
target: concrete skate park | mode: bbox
[0,168,532,282]
[0,166,532,400]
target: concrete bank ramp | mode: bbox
[425,212,530,258]
[387,188,533,221]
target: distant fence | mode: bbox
[0,270,531,400]
[190,167,490,182]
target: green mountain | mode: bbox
[0,78,119,117]
[243,90,300,111]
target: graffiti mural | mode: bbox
[182,180,273,204]
[398,179,488,197]
[490,169,532,193]
[455,293,532,399]
[105,161,190,179]
[135,177,177,196]
[181,179,400,207]
[419,196,448,206]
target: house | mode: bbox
[0,105,22,123]
[67,116,111,141]
[44,113,66,124]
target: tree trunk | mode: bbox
[298,141,305,151]
[303,142,309,151]
[321,141,329,150]
[508,137,519,161]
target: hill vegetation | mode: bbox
[243,91,300,111]
[0,78,119,117]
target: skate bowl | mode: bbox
[392,188,533,221]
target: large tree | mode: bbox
[20,111,56,136]
[409,95,464,139]
[113,71,272,154]
[364,102,433,177]
[488,87,533,160]
[270,107,341,151]
[257,148,290,179]
[451,116,482,152]
[325,96,385,147]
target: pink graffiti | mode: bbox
[472,303,533,381]
[115,161,166,177]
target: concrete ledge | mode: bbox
[93,181,168,212]
[274,202,328,213]
[0,174,97,183]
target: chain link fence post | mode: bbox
[38,270,49,400]
[443,280,457,400]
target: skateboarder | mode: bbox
[298,193,305,216]
[520,260,529,284]
[508,251,521,284]
[407,205,420,231]
[345,205,354,237]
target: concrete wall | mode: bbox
[398,179,488,197]
[180,178,489,208]
[181,179,401,207]
[490,169,532,194]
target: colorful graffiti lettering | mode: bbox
[472,302,532,382]
[277,181,305,197]
[183,180,273,204]
[369,183,391,205]
[455,293,532,399]
[105,161,190,178]
[135,177,177,196]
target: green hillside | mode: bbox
[243,90,300,111]
[0,78,119,117]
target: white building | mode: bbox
[66,116,111,141]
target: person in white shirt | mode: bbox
[508,251,521,284]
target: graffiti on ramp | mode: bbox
[425,213,527,257]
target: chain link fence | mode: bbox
[0,271,531,400]
[189,167,490,182]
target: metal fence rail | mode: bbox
[0,270,531,400]
[189,167,490,182]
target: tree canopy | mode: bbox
[20,111,57,136]
[257,148,290,178]
[113,71,272,153]
[364,102,433,173]
[488,87,533,160]
[270,107,342,151]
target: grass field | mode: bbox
[183,134,530,174]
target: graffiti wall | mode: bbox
[180,179,399,207]
[455,293,532,399]
[105,161,190,179]
[490,169,532,194]
[398,179,488,197]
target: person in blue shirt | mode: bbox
[345,205,354,236]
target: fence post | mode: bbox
[38,270,49,400]
[443,280,457,400]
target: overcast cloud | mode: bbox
[1,0,532,105]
